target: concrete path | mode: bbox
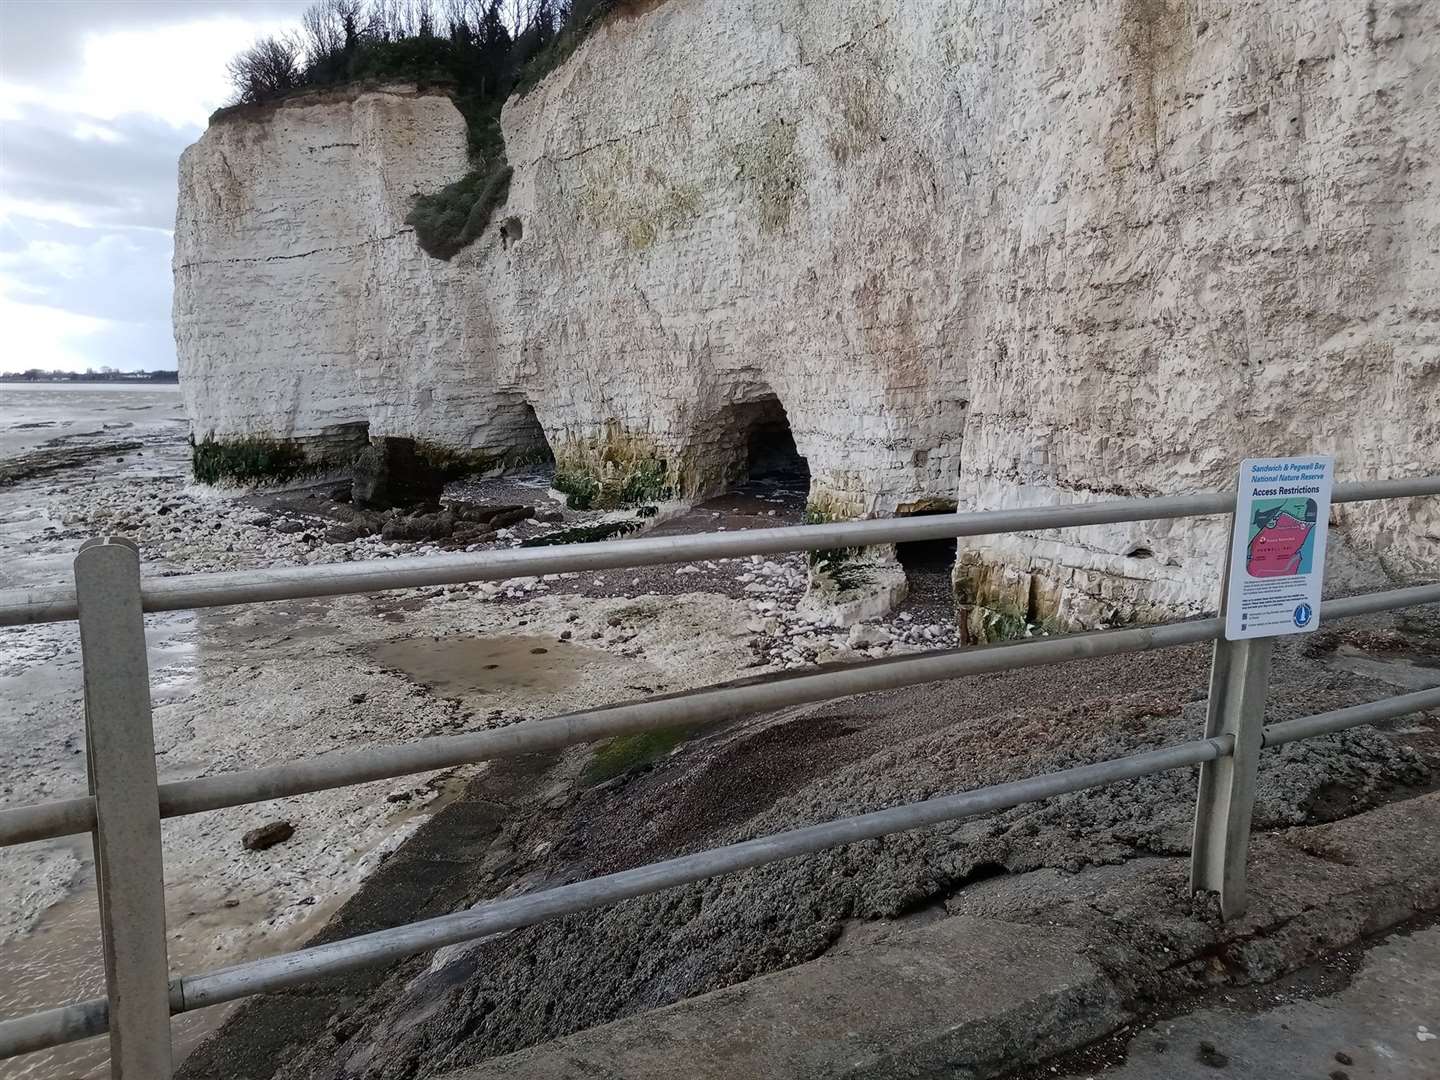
[1095,927,1440,1080]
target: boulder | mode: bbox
[448,502,530,526]
[380,509,458,543]
[451,525,498,546]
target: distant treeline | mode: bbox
[225,0,618,259]
[1,370,180,384]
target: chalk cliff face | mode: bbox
[175,0,1440,625]
[173,86,547,464]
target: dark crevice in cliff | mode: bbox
[173,230,414,271]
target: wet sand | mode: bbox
[0,382,185,459]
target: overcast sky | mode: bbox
[0,0,312,372]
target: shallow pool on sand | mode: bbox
[369,634,623,701]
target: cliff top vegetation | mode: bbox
[224,0,619,258]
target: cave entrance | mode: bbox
[738,395,809,490]
[511,402,554,469]
[895,505,958,604]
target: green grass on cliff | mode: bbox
[407,0,621,259]
[511,0,620,98]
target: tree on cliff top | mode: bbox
[224,0,619,257]
[225,34,304,104]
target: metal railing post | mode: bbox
[1189,513,1273,920]
[75,537,174,1078]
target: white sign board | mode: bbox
[1224,456,1334,641]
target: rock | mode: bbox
[448,502,525,525]
[535,509,564,523]
[380,509,457,543]
[847,623,891,649]
[800,557,909,627]
[451,525,498,545]
[487,506,534,530]
[350,509,387,534]
[274,520,307,535]
[242,821,294,851]
[352,438,446,510]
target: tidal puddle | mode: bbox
[1325,645,1440,692]
[371,634,616,700]
[0,870,261,1080]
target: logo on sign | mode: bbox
[1293,603,1313,628]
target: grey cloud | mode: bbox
[0,0,310,83]
[0,222,24,253]
[0,105,196,229]
[3,212,177,371]
[4,218,173,325]
[0,2,311,373]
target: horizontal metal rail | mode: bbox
[3,582,1437,850]
[2,476,1437,628]
[1263,685,1440,747]
[0,734,1235,1056]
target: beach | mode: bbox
[0,383,961,1078]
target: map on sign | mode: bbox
[1245,497,1319,578]
[1224,456,1334,641]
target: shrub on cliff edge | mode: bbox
[407,163,513,260]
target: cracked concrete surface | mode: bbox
[1077,925,1440,1079]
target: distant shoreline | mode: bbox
[0,372,179,384]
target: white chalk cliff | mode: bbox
[174,0,1440,626]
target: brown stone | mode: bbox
[242,821,295,851]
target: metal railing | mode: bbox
[1,474,1438,1075]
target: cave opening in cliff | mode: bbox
[739,395,809,490]
[513,403,554,467]
[895,505,959,602]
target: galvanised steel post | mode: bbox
[74,538,173,1078]
[1189,516,1273,920]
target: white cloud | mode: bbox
[0,8,304,371]
[79,17,300,127]
[0,295,112,372]
[0,10,307,127]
